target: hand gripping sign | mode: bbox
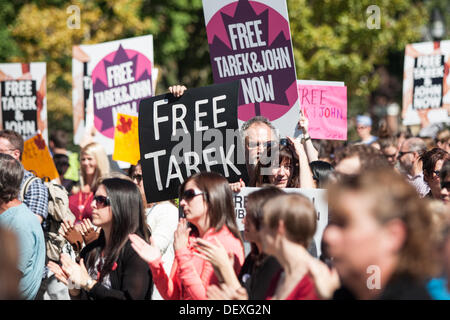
[138,81,248,203]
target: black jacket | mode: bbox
[79,238,153,300]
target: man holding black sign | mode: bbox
[139,81,248,203]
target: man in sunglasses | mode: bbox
[241,116,279,181]
[397,137,430,198]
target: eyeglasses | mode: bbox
[93,195,111,208]
[0,148,16,153]
[433,170,441,177]
[131,174,143,184]
[397,151,414,158]
[181,189,205,201]
[247,140,277,149]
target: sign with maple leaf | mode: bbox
[22,133,59,180]
[72,35,153,154]
[112,113,140,165]
[202,0,301,138]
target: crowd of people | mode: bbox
[0,84,449,301]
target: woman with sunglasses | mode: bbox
[48,178,153,300]
[129,171,245,300]
[128,161,178,300]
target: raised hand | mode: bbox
[287,136,303,159]
[168,85,187,98]
[298,110,309,134]
[47,260,69,286]
[129,234,162,264]
[173,218,191,251]
[80,218,100,245]
[306,258,340,300]
[229,179,246,193]
[60,220,83,252]
[59,254,91,289]
[193,237,232,271]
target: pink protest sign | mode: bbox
[297,81,347,140]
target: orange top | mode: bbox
[149,225,244,300]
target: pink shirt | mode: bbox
[148,225,244,300]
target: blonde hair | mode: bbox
[262,193,317,248]
[80,142,110,189]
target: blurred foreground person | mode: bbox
[0,226,21,299]
[0,154,45,299]
[324,168,436,299]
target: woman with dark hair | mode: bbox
[128,161,178,300]
[129,171,245,300]
[48,178,153,300]
[194,186,285,300]
[309,160,335,189]
[254,139,315,189]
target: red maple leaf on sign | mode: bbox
[117,116,132,134]
[33,135,46,150]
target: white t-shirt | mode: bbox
[145,201,179,300]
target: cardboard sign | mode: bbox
[233,187,328,257]
[22,133,59,180]
[0,62,47,142]
[72,35,154,153]
[402,40,450,126]
[202,0,301,138]
[139,81,248,203]
[297,80,347,140]
[112,113,140,165]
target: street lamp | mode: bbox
[430,7,445,41]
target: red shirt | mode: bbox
[69,191,94,224]
[265,270,319,300]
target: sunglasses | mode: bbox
[397,151,414,158]
[131,174,143,184]
[181,189,205,201]
[93,195,111,207]
[247,140,277,149]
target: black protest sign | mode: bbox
[412,54,444,110]
[139,81,248,203]
[1,80,38,139]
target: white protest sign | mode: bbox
[233,187,328,257]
